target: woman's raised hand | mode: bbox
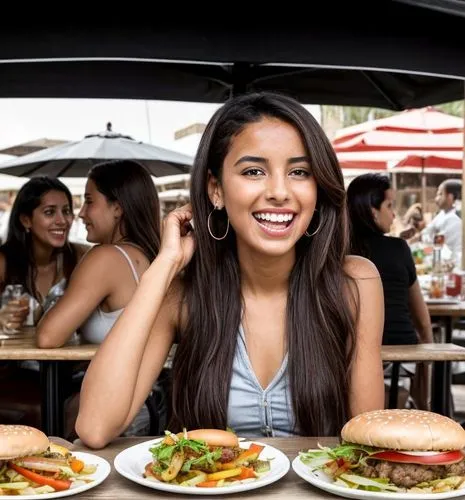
[159,204,196,274]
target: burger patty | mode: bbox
[357,458,465,488]
[182,446,241,471]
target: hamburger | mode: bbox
[0,424,92,494]
[145,428,270,487]
[300,409,465,493]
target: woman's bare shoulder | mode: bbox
[344,255,380,281]
[71,245,126,275]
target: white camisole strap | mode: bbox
[114,245,140,284]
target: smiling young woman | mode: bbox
[0,177,88,324]
[76,92,385,449]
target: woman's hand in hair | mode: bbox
[159,204,195,275]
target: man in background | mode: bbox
[421,179,462,258]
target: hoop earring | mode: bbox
[305,210,322,238]
[207,206,230,241]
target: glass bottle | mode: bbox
[429,241,444,299]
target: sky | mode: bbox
[0,98,322,159]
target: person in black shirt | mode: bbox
[347,174,433,409]
[347,173,433,346]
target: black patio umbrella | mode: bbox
[1,1,465,110]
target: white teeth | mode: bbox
[254,213,294,222]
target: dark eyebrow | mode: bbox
[289,156,311,164]
[43,204,70,209]
[233,155,311,166]
[234,156,267,166]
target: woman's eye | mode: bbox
[243,168,265,176]
[290,169,311,177]
[44,210,55,216]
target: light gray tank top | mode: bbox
[80,246,140,344]
[226,325,297,437]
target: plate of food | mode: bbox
[0,425,110,498]
[293,409,465,499]
[114,428,290,495]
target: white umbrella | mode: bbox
[0,123,194,178]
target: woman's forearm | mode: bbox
[76,255,178,447]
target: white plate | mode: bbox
[0,452,111,500]
[292,456,465,499]
[114,437,290,495]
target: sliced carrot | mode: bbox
[248,443,265,455]
[236,466,257,480]
[8,463,71,491]
[70,458,84,473]
[196,480,218,487]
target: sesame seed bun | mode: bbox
[185,429,239,448]
[341,409,465,451]
[0,425,50,459]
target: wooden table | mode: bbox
[426,301,465,343]
[72,436,339,499]
[382,343,465,417]
[2,335,465,437]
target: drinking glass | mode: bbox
[0,284,30,334]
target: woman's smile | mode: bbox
[252,209,297,237]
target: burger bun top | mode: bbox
[341,409,465,451]
[0,425,50,459]
[186,429,239,448]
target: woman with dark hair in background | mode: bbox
[0,176,87,427]
[347,173,433,408]
[0,176,87,329]
[77,92,384,448]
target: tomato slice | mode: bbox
[370,450,464,465]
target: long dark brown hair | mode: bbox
[0,176,78,300]
[171,92,357,436]
[87,160,161,261]
[346,173,391,258]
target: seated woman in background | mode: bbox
[37,159,161,347]
[347,173,433,408]
[76,91,384,448]
[0,176,87,427]
[0,176,87,328]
